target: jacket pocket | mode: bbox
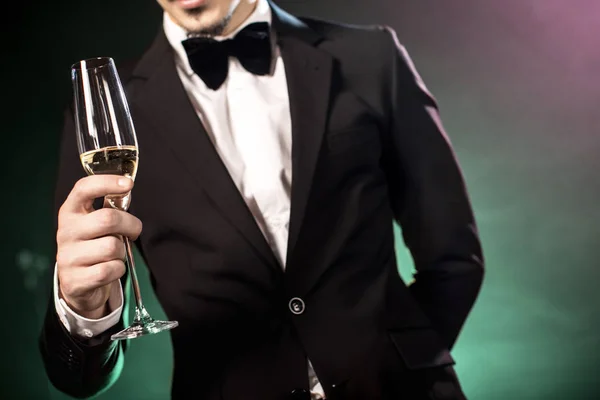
[326,123,379,155]
[388,328,455,370]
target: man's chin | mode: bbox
[175,10,232,36]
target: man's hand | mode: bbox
[56,175,142,319]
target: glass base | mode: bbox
[111,318,179,341]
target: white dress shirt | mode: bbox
[54,0,324,397]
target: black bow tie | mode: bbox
[181,22,272,90]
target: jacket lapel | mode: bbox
[270,4,334,266]
[127,5,334,275]
[129,32,280,270]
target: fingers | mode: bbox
[55,175,138,314]
[61,175,133,215]
[60,260,126,299]
[57,235,126,269]
[57,207,143,244]
[82,208,143,241]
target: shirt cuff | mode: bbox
[53,264,124,339]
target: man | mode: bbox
[39,0,484,398]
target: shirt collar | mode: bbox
[163,0,272,77]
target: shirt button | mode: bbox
[289,297,305,315]
[81,329,93,338]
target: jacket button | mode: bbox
[289,297,305,315]
[81,328,93,338]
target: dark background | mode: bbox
[2,0,599,398]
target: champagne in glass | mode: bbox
[71,57,178,340]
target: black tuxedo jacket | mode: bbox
[40,3,484,399]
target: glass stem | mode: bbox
[123,236,151,323]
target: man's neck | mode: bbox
[221,0,259,36]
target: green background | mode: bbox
[2,0,599,398]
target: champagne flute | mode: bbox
[71,57,178,340]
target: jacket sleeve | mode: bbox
[38,108,129,399]
[380,27,485,349]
